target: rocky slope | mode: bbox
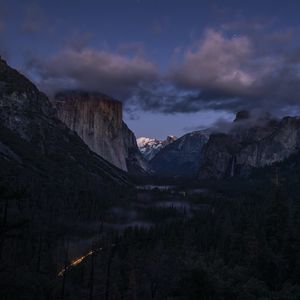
[199,112,300,179]
[137,135,177,160]
[0,57,130,209]
[150,131,209,177]
[54,91,148,174]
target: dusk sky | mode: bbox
[1,0,300,139]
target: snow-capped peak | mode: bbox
[137,137,160,148]
[137,136,177,160]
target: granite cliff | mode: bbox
[53,91,148,174]
[199,113,300,178]
[0,57,130,210]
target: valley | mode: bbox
[1,57,300,299]
[42,167,300,300]
[55,184,211,273]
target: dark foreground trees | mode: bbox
[1,169,300,299]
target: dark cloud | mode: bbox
[128,81,244,114]
[128,81,215,114]
[26,48,158,98]
[124,25,300,117]
[207,111,278,134]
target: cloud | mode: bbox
[24,22,300,118]
[26,48,158,98]
[172,29,256,94]
[160,27,300,115]
[125,26,300,117]
[129,81,209,113]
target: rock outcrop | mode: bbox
[150,131,209,177]
[0,57,130,208]
[53,91,148,174]
[234,110,250,122]
[122,122,149,174]
[199,113,300,179]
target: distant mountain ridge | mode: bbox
[137,135,177,160]
[149,131,209,177]
[147,111,300,179]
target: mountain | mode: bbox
[199,112,300,179]
[149,131,209,177]
[147,111,300,180]
[53,91,148,174]
[137,135,177,160]
[0,57,130,208]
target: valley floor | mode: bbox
[1,176,300,300]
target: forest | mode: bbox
[1,154,300,300]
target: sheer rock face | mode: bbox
[199,115,300,179]
[0,57,130,201]
[149,131,209,177]
[53,91,148,173]
[237,117,300,167]
[198,134,241,179]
